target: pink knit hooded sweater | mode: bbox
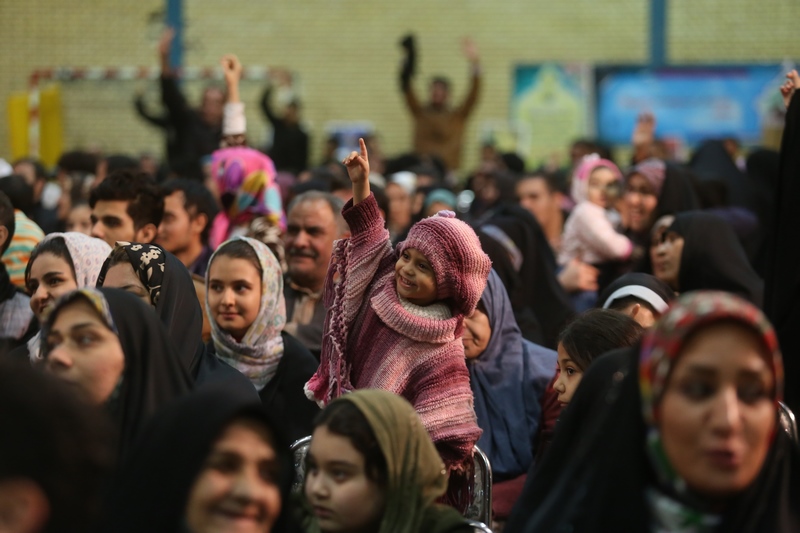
[306,194,490,472]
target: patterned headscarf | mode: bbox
[95,243,207,372]
[570,153,623,205]
[27,233,112,359]
[96,242,166,305]
[639,291,783,495]
[206,236,286,390]
[46,232,113,288]
[209,147,285,248]
[628,157,667,198]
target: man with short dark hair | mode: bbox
[0,191,36,354]
[283,191,349,356]
[89,169,164,247]
[516,172,566,255]
[157,179,219,276]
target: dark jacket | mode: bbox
[260,87,309,174]
[160,75,221,180]
[208,331,320,443]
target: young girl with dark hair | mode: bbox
[206,236,319,442]
[302,389,474,533]
[553,308,644,406]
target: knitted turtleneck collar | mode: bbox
[398,297,452,321]
[371,273,461,344]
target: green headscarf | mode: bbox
[302,389,470,533]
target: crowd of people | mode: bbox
[0,31,799,533]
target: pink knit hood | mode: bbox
[397,210,491,317]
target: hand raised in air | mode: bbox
[343,138,370,184]
[781,70,800,109]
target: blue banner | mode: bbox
[597,65,788,145]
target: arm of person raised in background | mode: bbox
[220,54,246,147]
[133,93,169,129]
[158,28,192,127]
[457,37,481,118]
[574,205,633,261]
[259,85,281,126]
[630,112,656,164]
[399,34,423,116]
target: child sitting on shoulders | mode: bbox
[305,138,491,478]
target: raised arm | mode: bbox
[133,93,169,129]
[158,28,192,123]
[221,54,242,104]
[260,85,280,125]
[220,54,246,146]
[159,28,175,77]
[457,37,481,118]
[332,138,396,325]
[344,138,371,204]
[261,68,292,126]
[631,112,656,164]
[399,34,422,116]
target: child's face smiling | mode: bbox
[395,248,437,306]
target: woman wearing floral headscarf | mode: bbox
[206,236,319,442]
[510,291,800,533]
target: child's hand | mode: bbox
[781,70,800,109]
[343,138,370,184]
[221,54,243,86]
[344,138,370,204]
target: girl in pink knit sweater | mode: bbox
[306,139,491,476]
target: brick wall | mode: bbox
[669,0,800,62]
[1,0,798,173]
